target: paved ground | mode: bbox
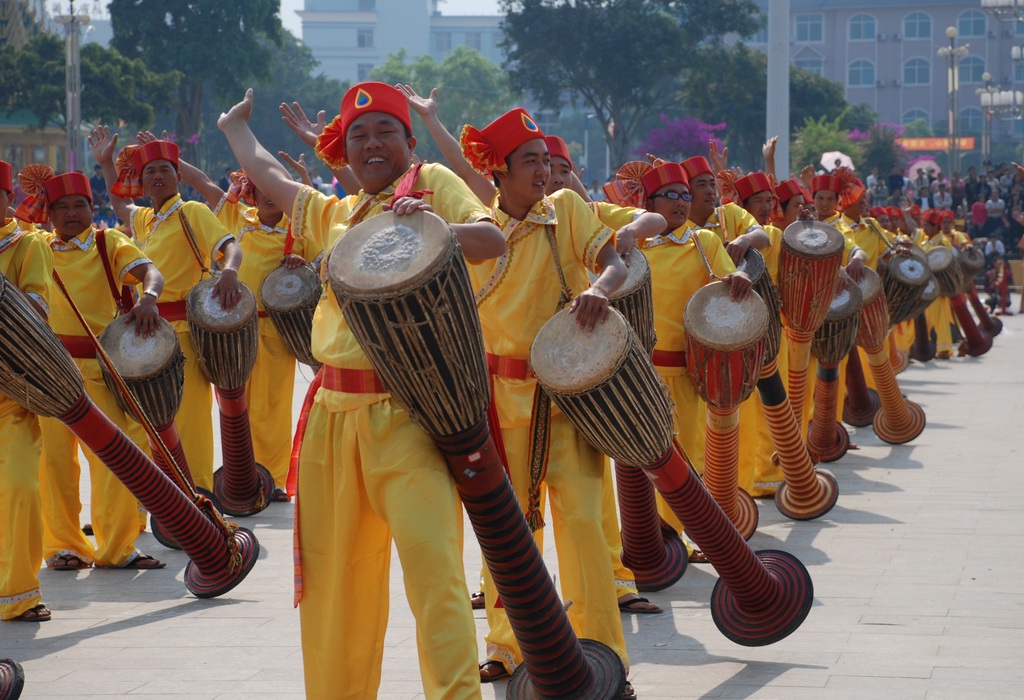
[2,306,1022,699]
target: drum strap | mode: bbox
[95,229,136,314]
[177,210,211,275]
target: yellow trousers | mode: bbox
[655,369,706,535]
[246,321,297,488]
[738,336,789,498]
[178,329,214,492]
[0,402,44,620]
[39,365,150,568]
[297,397,479,700]
[483,415,628,674]
[924,298,956,353]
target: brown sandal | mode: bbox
[14,604,51,622]
[52,554,91,571]
[479,660,510,683]
[470,591,485,609]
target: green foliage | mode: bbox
[499,0,761,167]
[0,33,179,130]
[369,47,513,163]
[903,118,934,138]
[838,103,879,133]
[791,115,854,173]
[857,124,907,177]
[110,0,282,160]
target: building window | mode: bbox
[960,107,983,134]
[1017,20,1024,36]
[795,14,823,43]
[848,13,875,41]
[848,59,875,87]
[794,58,824,76]
[957,10,986,38]
[902,109,929,124]
[904,12,931,40]
[958,56,986,85]
[903,58,930,86]
[436,31,451,52]
[357,28,373,48]
[1016,62,1024,84]
[357,63,373,81]
[466,32,481,51]
[358,0,375,10]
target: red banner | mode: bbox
[896,137,976,151]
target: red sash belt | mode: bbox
[486,352,534,380]
[652,349,687,368]
[156,300,188,321]
[257,310,268,318]
[58,335,95,359]
[321,365,387,394]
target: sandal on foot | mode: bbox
[52,554,91,571]
[272,488,290,502]
[618,594,662,614]
[479,660,510,683]
[623,680,637,698]
[470,591,485,609]
[113,555,166,570]
[81,523,93,536]
[14,604,51,622]
[690,549,710,564]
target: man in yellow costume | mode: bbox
[459,108,632,688]
[218,83,506,698]
[917,209,958,359]
[0,160,54,622]
[153,150,323,501]
[91,131,244,492]
[15,166,166,571]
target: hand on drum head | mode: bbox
[725,236,751,266]
[124,295,161,337]
[281,254,307,270]
[834,268,850,294]
[721,271,753,301]
[569,287,610,332]
[211,269,243,311]
[382,197,434,216]
[845,257,866,283]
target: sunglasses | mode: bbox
[649,191,693,202]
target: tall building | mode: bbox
[747,1,1024,163]
[298,0,503,82]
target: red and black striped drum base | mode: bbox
[150,485,221,551]
[968,288,1002,337]
[212,386,275,517]
[56,392,260,599]
[149,421,211,551]
[842,351,880,427]
[951,294,993,357]
[615,461,688,592]
[807,365,850,463]
[644,445,813,646]
[865,345,926,445]
[0,659,24,700]
[435,420,626,700]
[888,336,909,374]
[910,313,936,363]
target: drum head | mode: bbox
[590,248,650,301]
[926,246,953,273]
[327,209,453,297]
[260,265,321,313]
[187,277,257,331]
[959,246,985,275]
[825,279,863,322]
[856,267,882,306]
[530,307,632,393]
[920,277,939,303]
[735,247,767,285]
[98,317,180,379]
[888,250,930,287]
[684,281,768,351]
[782,220,845,259]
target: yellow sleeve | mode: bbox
[703,230,737,278]
[213,196,247,233]
[14,233,53,311]
[182,201,235,263]
[590,201,642,231]
[105,229,151,284]
[420,163,494,225]
[560,190,614,272]
[291,185,348,254]
[724,202,759,240]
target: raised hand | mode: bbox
[279,100,327,148]
[762,136,778,161]
[708,139,729,173]
[88,126,118,163]
[278,150,313,187]
[396,84,439,120]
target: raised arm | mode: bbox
[280,100,357,193]
[89,126,132,225]
[763,136,778,181]
[218,90,304,215]
[396,84,496,205]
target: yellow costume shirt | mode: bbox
[691,202,760,243]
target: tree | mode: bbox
[838,103,879,133]
[853,122,908,177]
[635,115,726,163]
[110,0,282,161]
[903,118,934,138]
[499,0,761,167]
[369,47,513,163]
[0,32,179,130]
[791,115,854,173]
[679,42,853,168]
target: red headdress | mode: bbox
[460,108,544,174]
[869,206,888,219]
[544,135,573,171]
[833,166,865,209]
[112,141,178,199]
[315,82,412,170]
[603,161,653,208]
[0,161,12,194]
[810,173,843,195]
[681,156,713,182]
[922,209,944,226]
[776,178,808,203]
[15,165,92,224]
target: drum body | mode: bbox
[186,277,259,390]
[327,210,489,437]
[260,265,323,369]
[737,248,781,363]
[926,247,961,298]
[957,246,985,293]
[855,268,889,350]
[684,281,767,410]
[530,308,674,468]
[592,249,656,354]
[908,277,940,320]
[97,317,184,426]
[883,249,931,325]
[0,272,83,416]
[778,221,845,333]
[811,282,863,366]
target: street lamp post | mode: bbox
[937,26,969,174]
[978,72,998,162]
[584,113,594,184]
[52,0,90,172]
[982,0,1024,23]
